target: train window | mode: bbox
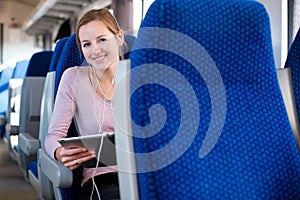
[133,0,155,30]
[35,34,44,49]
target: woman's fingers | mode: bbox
[67,159,81,170]
[66,154,96,169]
[60,146,88,157]
[60,147,96,169]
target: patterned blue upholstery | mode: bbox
[129,0,300,199]
[28,161,38,178]
[54,33,85,100]
[49,37,69,72]
[123,34,136,59]
[285,28,300,121]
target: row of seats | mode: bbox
[0,59,28,135]
[20,33,85,200]
[2,0,300,199]
[0,32,84,199]
[0,50,53,193]
[6,51,53,167]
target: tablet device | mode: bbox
[58,133,116,168]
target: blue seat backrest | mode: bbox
[0,67,14,91]
[49,37,69,72]
[54,33,85,100]
[129,0,300,199]
[123,34,136,59]
[12,59,29,78]
[285,28,300,120]
[0,67,14,115]
[26,51,53,77]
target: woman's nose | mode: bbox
[92,43,101,53]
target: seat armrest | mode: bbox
[6,124,19,135]
[38,148,73,188]
[18,133,40,156]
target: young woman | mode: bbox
[45,8,124,200]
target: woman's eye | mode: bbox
[82,43,90,48]
[99,38,106,43]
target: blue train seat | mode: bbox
[5,59,30,136]
[5,51,53,179]
[38,37,70,147]
[39,33,136,200]
[12,59,30,78]
[50,37,70,72]
[123,33,137,59]
[4,59,30,159]
[0,67,14,115]
[54,33,85,100]
[0,67,14,139]
[0,59,28,133]
[18,37,69,200]
[115,0,300,199]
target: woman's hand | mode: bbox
[55,146,96,170]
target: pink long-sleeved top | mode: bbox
[45,66,117,186]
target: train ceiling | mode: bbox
[0,0,111,35]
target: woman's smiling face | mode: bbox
[79,20,121,71]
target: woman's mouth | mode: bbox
[93,55,105,61]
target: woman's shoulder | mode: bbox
[60,66,89,86]
[62,66,88,78]
[64,66,88,74]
